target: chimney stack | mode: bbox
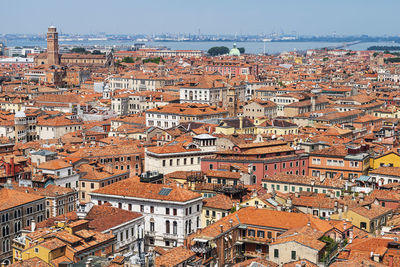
[31,219,36,232]
[311,96,316,112]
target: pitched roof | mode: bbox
[155,246,196,267]
[349,204,392,220]
[37,159,71,170]
[92,178,202,202]
[9,257,51,267]
[85,204,142,232]
[202,194,233,210]
[192,207,332,240]
[369,166,400,177]
[271,225,326,251]
[0,188,44,212]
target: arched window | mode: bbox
[2,225,9,237]
[166,220,170,234]
[14,221,21,232]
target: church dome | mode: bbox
[229,43,241,56]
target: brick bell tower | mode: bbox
[47,26,59,65]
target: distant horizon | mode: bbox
[2,32,400,38]
[2,0,400,36]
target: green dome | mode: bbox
[229,43,241,56]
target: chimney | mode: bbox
[31,219,36,232]
[10,157,15,176]
[85,258,93,267]
[220,225,223,233]
[239,116,243,129]
[311,96,316,112]
[338,207,343,219]
[287,197,292,206]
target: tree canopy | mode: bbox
[71,47,87,54]
[208,46,229,56]
[91,50,103,55]
[238,47,245,54]
[143,57,165,64]
[122,56,135,63]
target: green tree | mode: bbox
[143,57,164,64]
[323,57,329,61]
[208,46,229,56]
[122,56,135,63]
[91,50,102,55]
[238,47,245,54]
[71,47,87,54]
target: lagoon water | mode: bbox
[5,39,400,54]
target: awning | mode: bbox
[356,175,371,182]
[193,238,209,243]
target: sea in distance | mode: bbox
[5,39,400,54]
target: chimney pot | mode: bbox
[31,219,36,232]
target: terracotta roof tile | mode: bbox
[92,178,202,202]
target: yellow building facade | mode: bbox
[370,151,400,170]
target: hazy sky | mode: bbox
[2,0,400,36]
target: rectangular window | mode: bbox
[291,250,296,260]
[248,229,255,237]
[257,231,265,238]
[274,249,279,258]
[312,158,321,165]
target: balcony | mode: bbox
[163,232,178,239]
[185,171,204,183]
[239,235,268,244]
[214,184,246,194]
[243,250,268,259]
[145,231,156,237]
[191,244,212,254]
